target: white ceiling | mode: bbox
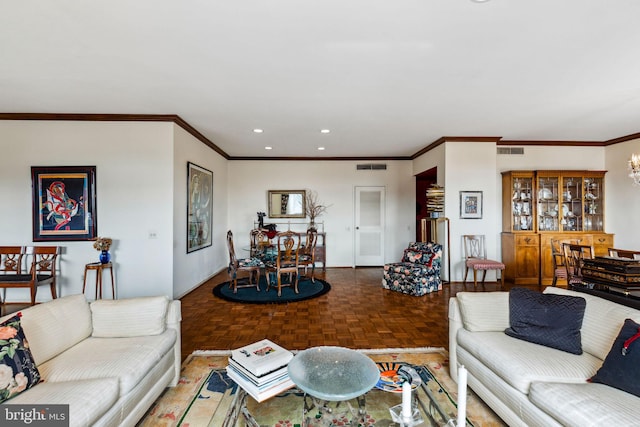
[2,1,640,158]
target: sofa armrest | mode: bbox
[448,297,463,383]
[449,292,510,382]
[166,300,182,386]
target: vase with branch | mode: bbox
[305,190,330,230]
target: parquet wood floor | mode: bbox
[180,267,534,361]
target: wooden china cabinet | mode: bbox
[501,170,614,286]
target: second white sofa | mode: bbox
[449,287,640,427]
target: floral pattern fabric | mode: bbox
[382,242,443,296]
[0,314,41,403]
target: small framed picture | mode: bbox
[31,166,98,241]
[460,191,483,219]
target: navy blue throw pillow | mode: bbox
[590,318,640,397]
[504,287,586,354]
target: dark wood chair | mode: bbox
[608,248,640,260]
[563,243,594,286]
[462,235,504,288]
[265,231,301,296]
[298,228,318,282]
[0,246,59,313]
[550,238,579,286]
[249,228,271,258]
[226,230,263,294]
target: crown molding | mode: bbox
[1,113,637,160]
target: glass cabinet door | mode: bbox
[560,175,582,231]
[511,175,534,231]
[583,176,604,231]
[537,175,559,231]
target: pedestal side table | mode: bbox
[83,262,115,299]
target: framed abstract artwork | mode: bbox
[31,166,97,241]
[460,190,483,219]
[187,162,213,253]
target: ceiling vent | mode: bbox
[497,147,525,155]
[356,163,387,170]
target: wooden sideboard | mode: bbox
[501,170,613,286]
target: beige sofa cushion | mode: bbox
[90,296,169,337]
[458,329,601,394]
[530,381,640,427]
[19,294,92,366]
[456,291,510,331]
[9,378,119,427]
[38,330,176,395]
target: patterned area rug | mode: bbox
[139,348,505,427]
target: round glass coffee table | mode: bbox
[288,346,380,425]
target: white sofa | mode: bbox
[0,294,181,427]
[449,287,640,427]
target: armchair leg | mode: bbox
[473,270,478,287]
[463,267,470,284]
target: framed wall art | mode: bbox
[31,166,97,241]
[187,162,213,253]
[460,190,483,219]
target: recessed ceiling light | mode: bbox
[320,129,331,134]
[265,146,272,150]
[318,147,325,151]
[253,129,263,133]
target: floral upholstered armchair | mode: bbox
[382,242,442,296]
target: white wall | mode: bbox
[0,120,175,301]
[605,138,640,250]
[227,160,415,266]
[172,126,229,298]
[444,141,500,281]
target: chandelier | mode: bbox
[629,153,640,185]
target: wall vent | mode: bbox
[497,147,525,155]
[356,163,387,170]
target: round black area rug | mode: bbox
[212,276,331,304]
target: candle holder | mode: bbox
[389,403,424,426]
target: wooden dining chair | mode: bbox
[462,235,505,288]
[608,248,640,260]
[563,243,594,286]
[550,238,579,287]
[226,230,263,293]
[249,228,271,258]
[265,231,301,296]
[298,228,318,283]
[0,246,59,312]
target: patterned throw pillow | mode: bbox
[590,318,640,397]
[402,249,434,267]
[0,314,41,403]
[504,287,586,354]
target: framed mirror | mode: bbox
[268,190,306,218]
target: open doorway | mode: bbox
[415,167,437,242]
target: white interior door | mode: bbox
[354,186,385,266]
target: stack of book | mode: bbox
[426,184,445,218]
[226,339,295,402]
